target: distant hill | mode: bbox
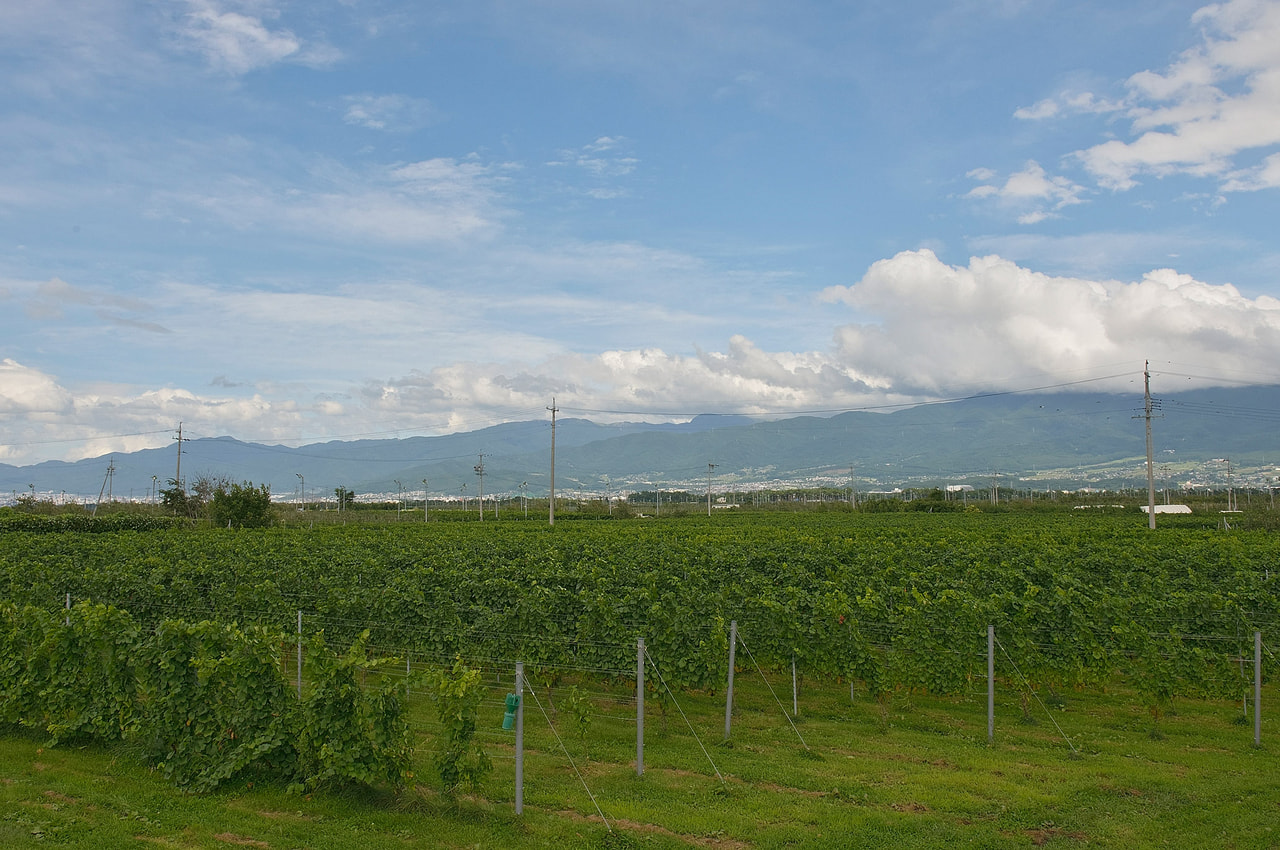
[4,386,1278,503]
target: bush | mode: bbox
[211,482,275,528]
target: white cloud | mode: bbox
[358,337,887,429]
[10,247,1280,464]
[0,359,74,414]
[0,380,302,463]
[547,136,640,195]
[1073,0,1280,191]
[177,0,302,74]
[1222,151,1280,190]
[820,249,1280,394]
[966,161,1086,223]
[1014,91,1125,121]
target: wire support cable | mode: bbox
[376,648,630,679]
[642,647,725,782]
[524,681,612,832]
[734,637,810,752]
[995,636,1080,758]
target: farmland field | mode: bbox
[1,509,1278,847]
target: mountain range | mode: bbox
[5,386,1279,504]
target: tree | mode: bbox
[210,482,274,528]
[334,486,355,511]
[159,479,197,518]
[160,473,232,520]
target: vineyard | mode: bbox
[1,510,1278,841]
[2,512,1275,697]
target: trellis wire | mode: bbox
[525,680,611,831]
[642,646,724,782]
[733,636,810,752]
[995,635,1080,757]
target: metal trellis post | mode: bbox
[1256,631,1263,748]
[637,637,645,776]
[516,661,524,813]
[988,624,995,743]
[724,620,737,741]
[296,610,303,698]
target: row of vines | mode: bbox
[0,601,491,794]
[1,513,1275,715]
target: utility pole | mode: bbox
[1142,361,1157,530]
[173,422,184,492]
[548,399,557,527]
[422,479,429,522]
[93,457,115,516]
[707,462,717,516]
[474,455,485,521]
[1226,458,1236,511]
[298,473,306,512]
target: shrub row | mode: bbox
[0,601,488,794]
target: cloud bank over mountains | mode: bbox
[6,249,1279,464]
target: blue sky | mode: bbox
[3,0,1280,465]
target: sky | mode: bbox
[3,0,1280,466]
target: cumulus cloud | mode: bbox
[358,337,888,433]
[820,249,1280,393]
[0,373,304,463]
[1222,151,1280,190]
[0,359,75,414]
[966,161,1087,223]
[9,247,1280,465]
[1070,0,1280,191]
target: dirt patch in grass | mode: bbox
[256,809,317,821]
[890,801,930,814]
[652,765,722,783]
[1026,826,1089,845]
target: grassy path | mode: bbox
[3,670,1277,849]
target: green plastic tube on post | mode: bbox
[502,692,520,730]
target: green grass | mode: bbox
[3,667,1277,849]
